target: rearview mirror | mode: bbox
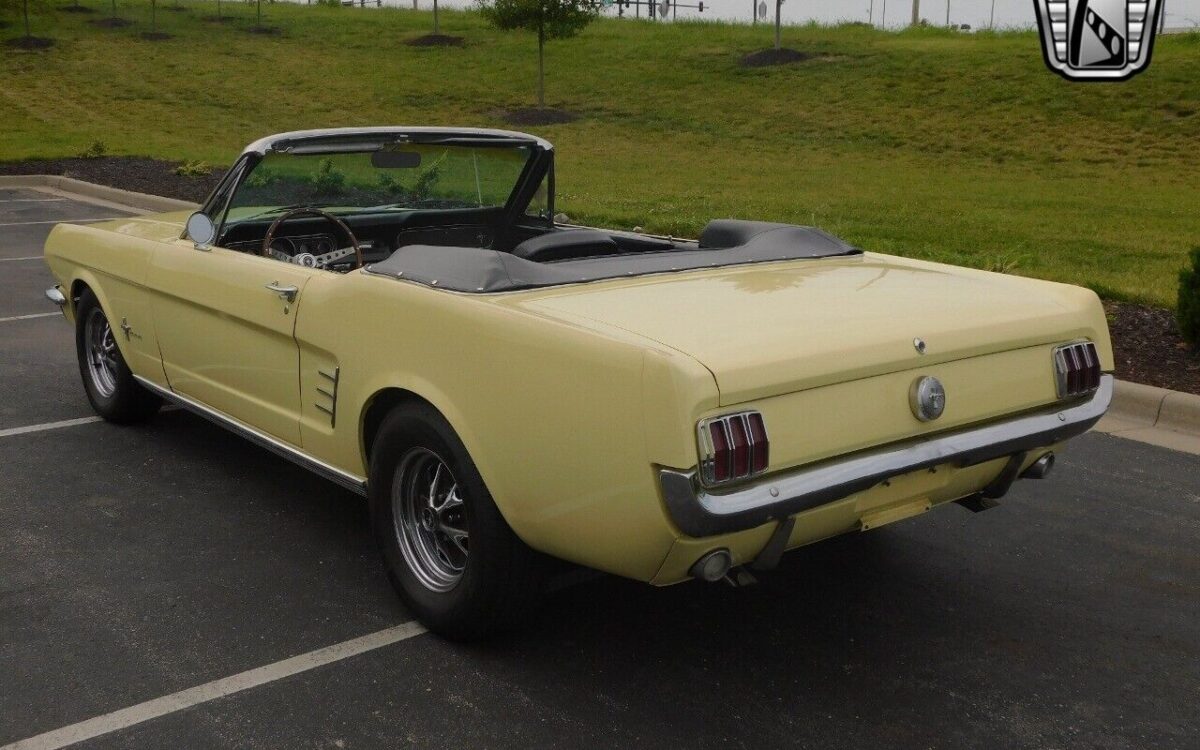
[186,212,215,249]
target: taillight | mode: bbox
[1053,341,1101,398]
[698,411,769,486]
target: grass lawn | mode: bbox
[2,3,1198,307]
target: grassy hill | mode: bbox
[3,3,1198,307]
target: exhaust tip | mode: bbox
[689,549,733,582]
[1022,452,1055,480]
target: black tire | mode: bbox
[74,287,161,424]
[369,402,546,639]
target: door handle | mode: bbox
[265,282,298,302]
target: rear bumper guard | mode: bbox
[659,375,1113,538]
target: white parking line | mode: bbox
[0,198,66,203]
[0,256,42,262]
[0,218,125,227]
[0,416,102,439]
[1,621,427,750]
[0,313,60,323]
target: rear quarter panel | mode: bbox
[294,272,710,580]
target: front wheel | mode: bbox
[74,288,160,423]
[369,403,546,639]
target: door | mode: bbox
[148,240,318,445]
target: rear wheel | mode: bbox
[74,288,160,423]
[369,402,546,639]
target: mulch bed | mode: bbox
[0,156,226,203]
[740,48,814,67]
[500,107,577,126]
[1,155,1195,395]
[4,36,56,49]
[1105,301,1200,395]
[405,34,465,47]
[90,17,134,28]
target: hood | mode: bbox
[515,254,1110,405]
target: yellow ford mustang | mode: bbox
[44,128,1113,638]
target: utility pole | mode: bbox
[881,0,886,27]
[869,0,874,25]
[775,0,782,49]
[1161,0,1167,33]
[945,0,950,26]
[989,0,995,28]
[910,0,919,26]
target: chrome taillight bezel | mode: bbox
[697,411,769,487]
[1053,341,1101,399]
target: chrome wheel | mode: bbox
[84,308,119,398]
[392,448,469,593]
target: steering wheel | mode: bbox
[261,207,364,270]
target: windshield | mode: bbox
[223,143,533,223]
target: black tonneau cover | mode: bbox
[364,221,860,293]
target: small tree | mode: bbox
[1,0,49,39]
[478,0,598,109]
[433,0,439,34]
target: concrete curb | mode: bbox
[0,174,199,214]
[1107,380,1200,435]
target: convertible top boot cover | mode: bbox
[366,222,860,293]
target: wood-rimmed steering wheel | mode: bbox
[261,207,364,270]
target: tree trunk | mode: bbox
[257,0,262,25]
[433,0,439,34]
[537,16,545,109]
[23,0,31,37]
[152,0,157,32]
[774,0,781,50]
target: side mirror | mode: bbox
[185,211,216,250]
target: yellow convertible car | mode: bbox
[44,128,1113,637]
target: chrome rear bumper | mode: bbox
[659,375,1113,537]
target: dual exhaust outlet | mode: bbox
[689,452,1056,584]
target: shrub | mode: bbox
[78,140,107,159]
[173,160,211,177]
[1178,247,1200,347]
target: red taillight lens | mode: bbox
[699,411,769,486]
[1054,342,1101,398]
[708,419,730,483]
[747,412,769,473]
[728,415,750,477]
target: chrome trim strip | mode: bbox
[45,286,66,307]
[133,375,367,496]
[660,376,1113,538]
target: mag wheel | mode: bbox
[369,402,546,639]
[392,448,470,593]
[74,288,160,424]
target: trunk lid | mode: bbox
[517,254,1108,405]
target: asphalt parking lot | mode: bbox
[1,187,1199,749]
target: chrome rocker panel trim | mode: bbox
[133,375,368,496]
[659,375,1113,538]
